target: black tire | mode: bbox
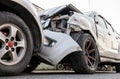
[70,33,99,74]
[0,12,33,76]
[23,56,40,73]
[115,63,120,73]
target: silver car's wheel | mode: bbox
[0,24,26,65]
[0,12,33,76]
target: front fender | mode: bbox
[68,13,92,30]
[0,0,44,52]
[68,13,97,40]
[39,30,82,65]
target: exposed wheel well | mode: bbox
[59,30,101,66]
[82,30,95,41]
[0,1,43,54]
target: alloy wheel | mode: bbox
[85,40,97,69]
[0,24,26,65]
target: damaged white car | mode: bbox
[40,4,120,74]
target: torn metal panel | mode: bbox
[40,30,82,65]
[40,4,82,19]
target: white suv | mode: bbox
[40,4,120,74]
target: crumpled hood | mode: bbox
[40,4,82,19]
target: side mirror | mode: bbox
[95,21,99,24]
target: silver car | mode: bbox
[0,0,43,76]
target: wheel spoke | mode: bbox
[85,56,88,64]
[11,51,18,62]
[88,55,96,61]
[86,41,92,50]
[10,26,18,38]
[0,47,8,59]
[88,49,96,54]
[0,32,6,42]
[87,57,93,67]
[16,40,25,48]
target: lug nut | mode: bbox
[5,39,9,43]
[11,37,14,41]
[14,42,17,46]
[5,46,9,50]
[11,48,15,51]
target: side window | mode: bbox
[95,15,107,29]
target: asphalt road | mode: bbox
[0,71,120,79]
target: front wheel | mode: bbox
[0,12,33,76]
[70,33,99,74]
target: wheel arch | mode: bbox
[56,30,101,65]
[0,1,43,54]
[56,51,78,65]
[82,30,96,42]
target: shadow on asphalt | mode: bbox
[0,70,116,77]
[0,71,117,79]
[29,70,116,75]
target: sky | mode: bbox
[30,0,120,34]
